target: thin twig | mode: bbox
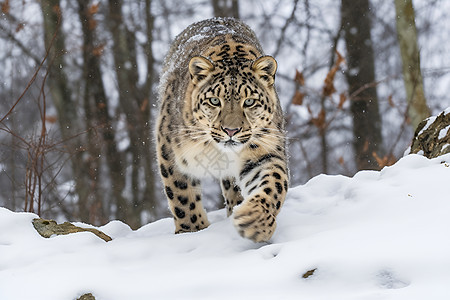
[0,23,42,64]
[273,0,299,57]
[0,22,58,124]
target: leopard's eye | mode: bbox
[208,97,221,107]
[243,98,256,108]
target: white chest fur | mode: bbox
[176,142,243,179]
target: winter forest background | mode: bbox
[0,0,449,229]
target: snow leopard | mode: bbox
[155,17,288,242]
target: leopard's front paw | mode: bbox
[233,199,277,242]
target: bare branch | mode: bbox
[0,23,42,64]
[273,0,299,57]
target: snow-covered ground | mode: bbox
[1,153,449,300]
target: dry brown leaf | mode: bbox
[89,3,100,15]
[336,50,345,65]
[373,152,397,168]
[92,43,106,57]
[363,140,369,152]
[302,268,317,279]
[15,23,25,33]
[97,102,106,109]
[1,0,10,14]
[140,98,149,112]
[322,68,337,97]
[387,95,395,107]
[338,93,347,109]
[45,115,57,124]
[311,109,326,129]
[89,19,97,30]
[292,90,304,106]
[295,70,305,86]
[322,51,345,97]
[52,4,61,15]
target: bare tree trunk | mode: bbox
[142,0,157,218]
[107,0,156,228]
[40,0,90,220]
[341,0,383,170]
[77,0,128,225]
[394,0,430,130]
[211,0,239,18]
[40,0,75,149]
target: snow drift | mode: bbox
[1,153,449,300]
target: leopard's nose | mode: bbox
[221,126,241,137]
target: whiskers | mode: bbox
[167,125,210,141]
[165,125,214,158]
[248,127,286,158]
[162,123,285,162]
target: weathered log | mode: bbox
[78,293,96,300]
[32,218,112,242]
[409,109,450,158]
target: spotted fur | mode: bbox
[155,18,288,242]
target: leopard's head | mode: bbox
[188,55,278,151]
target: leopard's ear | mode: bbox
[189,56,215,83]
[252,56,277,86]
